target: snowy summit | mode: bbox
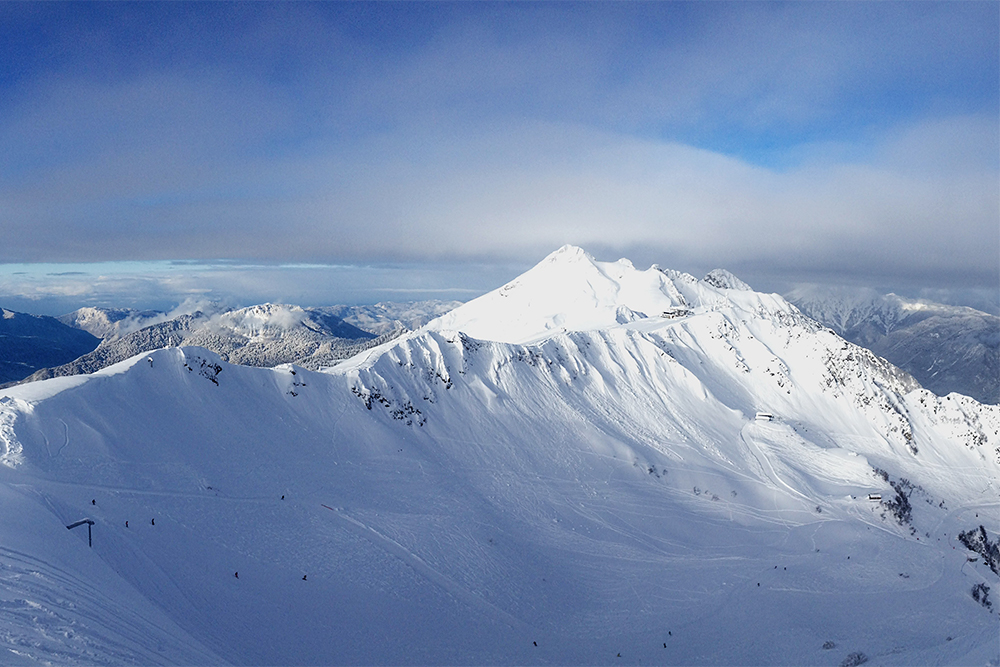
[428,245,759,343]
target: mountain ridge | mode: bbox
[7,304,389,387]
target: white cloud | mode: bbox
[0,260,512,317]
[301,117,997,282]
[0,2,994,298]
[1,112,995,296]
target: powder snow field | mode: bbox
[0,246,998,665]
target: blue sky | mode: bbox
[1,2,997,314]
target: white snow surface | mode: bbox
[0,246,998,665]
[427,245,750,343]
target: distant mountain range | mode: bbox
[57,306,168,339]
[0,309,99,384]
[1,301,461,388]
[316,300,464,335]
[59,300,462,340]
[787,287,999,404]
[15,304,379,385]
[2,283,996,408]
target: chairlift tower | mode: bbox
[67,519,95,547]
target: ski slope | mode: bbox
[0,247,997,665]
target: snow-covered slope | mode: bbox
[0,247,997,665]
[788,286,1000,404]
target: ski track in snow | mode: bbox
[54,419,70,458]
[320,504,532,634]
[0,545,211,666]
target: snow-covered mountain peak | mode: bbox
[59,305,184,339]
[426,247,778,344]
[703,268,752,291]
[545,243,594,262]
[425,246,683,343]
[209,303,312,335]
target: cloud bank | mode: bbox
[0,2,996,306]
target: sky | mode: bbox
[1,2,998,315]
